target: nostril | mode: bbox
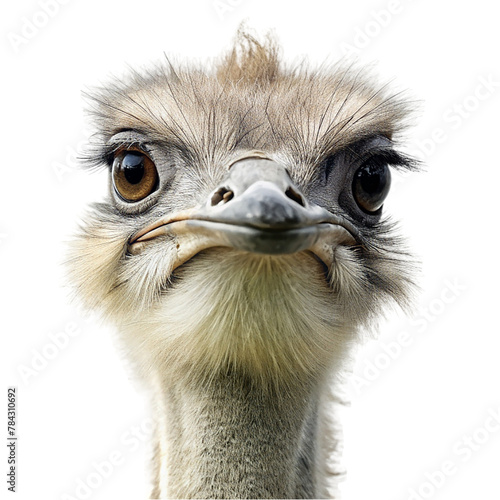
[285,187,305,207]
[211,187,234,206]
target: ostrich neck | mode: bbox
[150,369,319,499]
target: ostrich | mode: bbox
[69,31,418,499]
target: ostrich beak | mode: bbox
[129,156,357,267]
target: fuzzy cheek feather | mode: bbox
[67,216,409,390]
[66,223,126,313]
[68,216,365,386]
[110,247,364,387]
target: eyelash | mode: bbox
[358,149,418,171]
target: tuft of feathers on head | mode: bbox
[216,27,281,85]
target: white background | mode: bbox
[1,1,499,499]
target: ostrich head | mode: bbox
[69,31,418,499]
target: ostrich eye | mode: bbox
[112,149,158,202]
[352,158,391,213]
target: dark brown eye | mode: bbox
[352,159,391,213]
[112,148,158,202]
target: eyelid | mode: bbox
[105,141,154,167]
[114,144,152,157]
[104,129,154,164]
